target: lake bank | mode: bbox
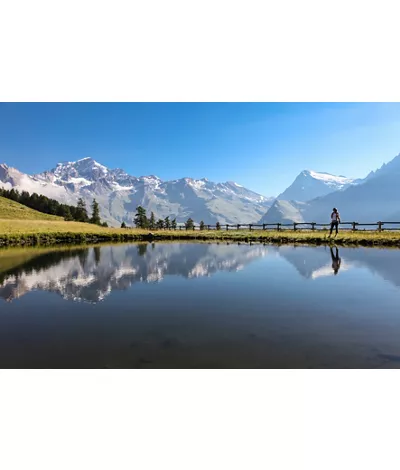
[1,219,400,247]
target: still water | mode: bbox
[1,242,400,368]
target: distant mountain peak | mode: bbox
[226,181,243,188]
[303,169,354,184]
[276,169,358,203]
[1,159,273,226]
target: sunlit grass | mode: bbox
[1,216,400,247]
[0,196,61,221]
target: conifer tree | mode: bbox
[185,217,194,230]
[90,198,101,225]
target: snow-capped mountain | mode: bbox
[277,169,360,202]
[297,153,400,223]
[259,153,400,224]
[0,157,274,225]
[258,169,361,224]
[0,162,71,202]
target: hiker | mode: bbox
[329,207,341,236]
[330,246,341,275]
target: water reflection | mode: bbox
[2,242,400,368]
[274,244,400,286]
[1,242,400,304]
[330,247,341,275]
[0,243,268,303]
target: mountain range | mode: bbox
[0,158,273,226]
[1,152,400,226]
[260,153,400,225]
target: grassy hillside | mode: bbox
[0,196,61,221]
[0,218,141,246]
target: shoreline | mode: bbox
[1,228,400,248]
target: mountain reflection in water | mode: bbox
[1,242,400,368]
[0,243,268,303]
[1,243,400,304]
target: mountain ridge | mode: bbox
[276,169,360,202]
[0,158,274,226]
[260,153,400,224]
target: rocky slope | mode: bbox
[0,158,273,226]
[260,153,400,224]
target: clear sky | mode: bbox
[1,102,400,196]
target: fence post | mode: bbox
[293,223,297,231]
[237,224,240,231]
[277,223,281,232]
[311,223,315,231]
[226,224,229,231]
[249,224,252,231]
[378,221,382,232]
[193,225,195,231]
[352,222,357,231]
[263,223,266,230]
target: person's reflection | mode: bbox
[330,246,341,275]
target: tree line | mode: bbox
[0,187,107,226]
[125,206,222,230]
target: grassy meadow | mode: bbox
[1,196,400,247]
[1,219,400,247]
[0,196,61,221]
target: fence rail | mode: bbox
[172,221,400,232]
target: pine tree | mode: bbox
[149,212,156,230]
[156,219,164,229]
[164,216,171,230]
[134,206,148,229]
[90,198,101,225]
[185,217,194,230]
[121,221,127,228]
[171,218,177,230]
[216,221,221,230]
[76,198,89,222]
[199,220,205,231]
[63,206,73,221]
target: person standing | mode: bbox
[329,208,340,236]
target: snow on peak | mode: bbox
[305,170,354,186]
[188,179,206,190]
[51,158,110,183]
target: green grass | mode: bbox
[140,228,400,247]
[0,196,62,221]
[1,216,400,247]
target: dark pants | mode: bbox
[330,221,339,235]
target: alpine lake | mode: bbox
[1,241,400,368]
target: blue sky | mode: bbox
[1,102,400,196]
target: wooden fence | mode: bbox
[174,222,400,232]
